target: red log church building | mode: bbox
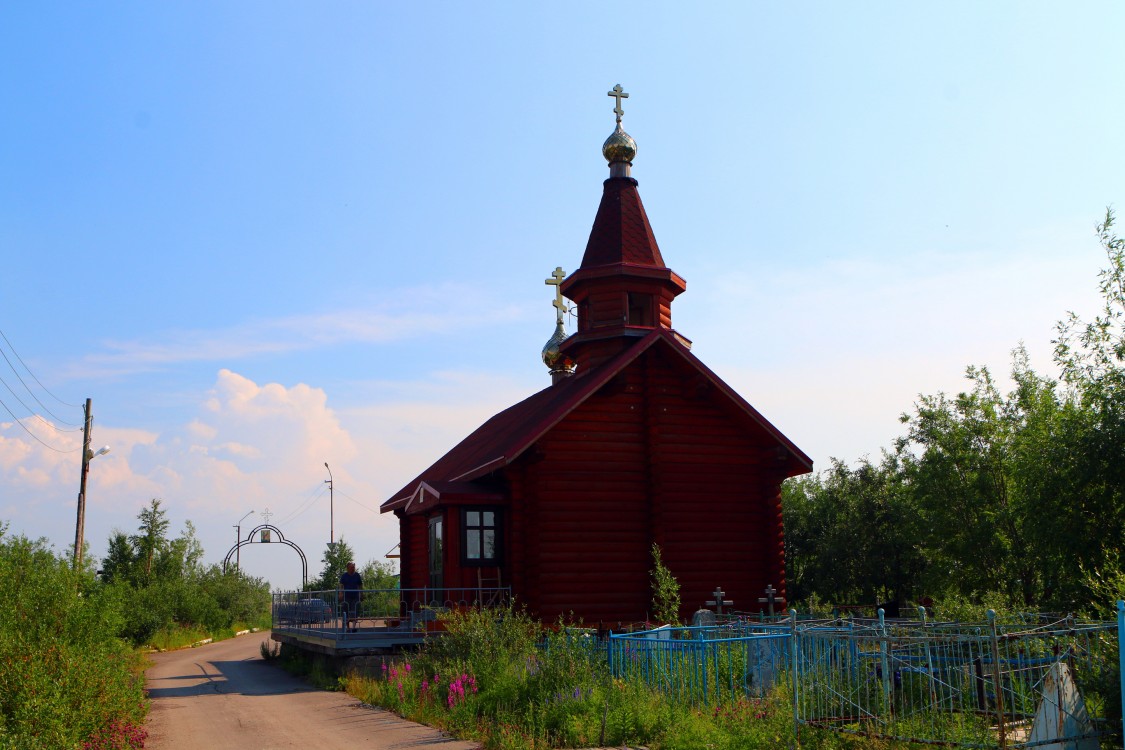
[380,88,811,624]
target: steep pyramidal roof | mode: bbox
[579,177,666,269]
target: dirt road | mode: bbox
[145,632,479,749]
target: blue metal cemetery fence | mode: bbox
[609,608,1123,749]
[608,621,795,707]
[792,608,1119,748]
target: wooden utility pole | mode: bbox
[73,398,92,571]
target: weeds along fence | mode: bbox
[609,611,1121,749]
[607,621,797,707]
[794,610,1119,749]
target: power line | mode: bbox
[0,328,82,414]
[277,483,328,526]
[337,490,381,515]
[0,373,82,433]
[0,394,78,453]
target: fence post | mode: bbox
[607,630,614,679]
[790,608,799,747]
[920,605,937,709]
[987,610,1007,750]
[878,608,891,718]
[1117,601,1124,739]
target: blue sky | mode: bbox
[2,3,1122,591]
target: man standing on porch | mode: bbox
[339,561,362,632]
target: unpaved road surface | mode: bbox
[145,632,479,749]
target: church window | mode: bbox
[461,508,501,565]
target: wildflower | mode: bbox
[404,663,412,673]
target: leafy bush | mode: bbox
[0,528,146,749]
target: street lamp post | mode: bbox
[234,510,255,572]
[324,462,334,546]
[73,398,110,571]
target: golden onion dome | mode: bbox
[541,321,576,375]
[602,123,637,164]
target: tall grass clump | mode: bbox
[0,527,146,749]
[344,604,835,749]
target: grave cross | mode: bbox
[607,84,629,123]
[757,583,783,618]
[705,586,733,616]
[545,266,569,324]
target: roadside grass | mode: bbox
[145,619,267,652]
[340,606,919,749]
[0,524,274,749]
[0,531,147,750]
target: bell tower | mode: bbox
[559,84,687,371]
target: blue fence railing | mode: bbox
[609,607,1125,749]
[608,622,794,707]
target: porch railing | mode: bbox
[271,586,511,634]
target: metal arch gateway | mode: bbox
[223,524,307,589]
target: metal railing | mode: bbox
[608,622,794,707]
[793,609,1119,749]
[271,586,511,635]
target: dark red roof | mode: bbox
[380,329,812,514]
[579,177,665,269]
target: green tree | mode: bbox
[649,544,681,624]
[359,558,398,590]
[131,498,170,583]
[783,455,923,609]
[1049,209,1125,607]
[99,529,137,584]
[156,519,204,580]
[310,537,356,591]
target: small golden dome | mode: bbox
[602,123,637,164]
[541,321,576,375]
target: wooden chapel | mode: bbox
[380,86,812,625]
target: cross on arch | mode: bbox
[260,507,274,524]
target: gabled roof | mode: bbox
[380,329,813,514]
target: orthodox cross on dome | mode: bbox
[545,266,569,325]
[608,84,629,123]
[260,507,273,524]
[705,586,733,616]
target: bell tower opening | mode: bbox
[627,292,654,326]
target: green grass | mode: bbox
[339,606,929,749]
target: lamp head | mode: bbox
[86,445,111,460]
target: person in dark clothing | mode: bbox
[339,561,363,632]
